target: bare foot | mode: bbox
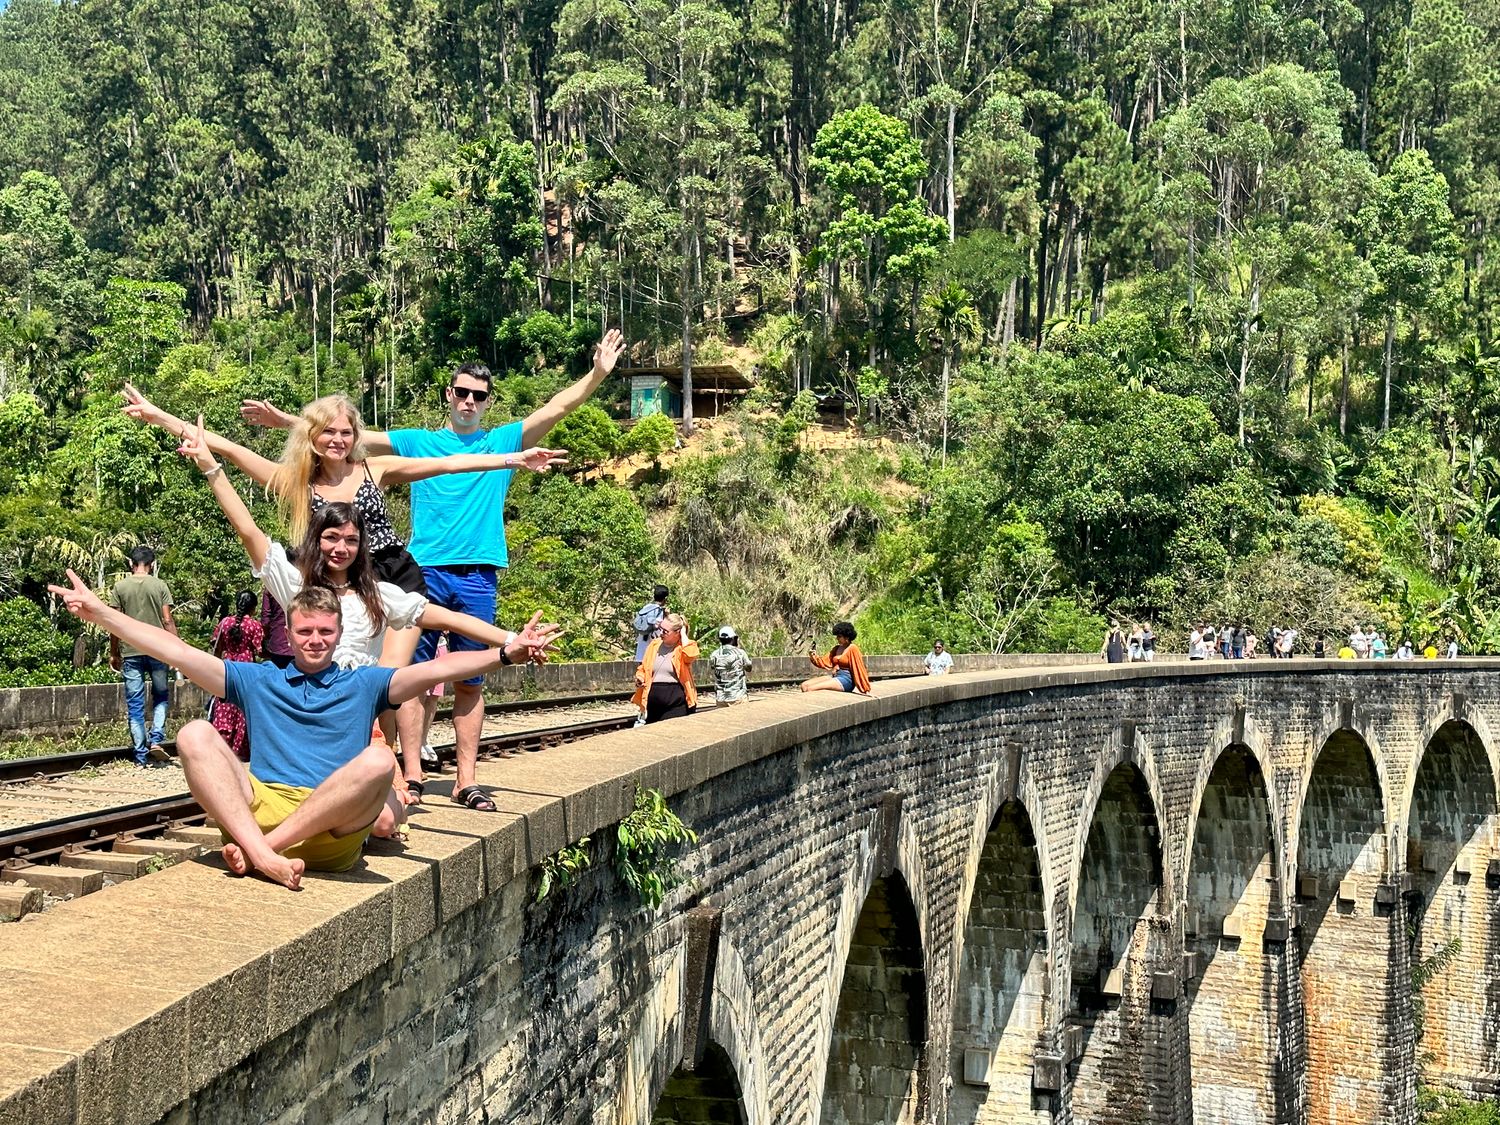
[221,842,250,875]
[252,853,305,890]
[221,841,304,889]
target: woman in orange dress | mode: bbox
[801,621,872,694]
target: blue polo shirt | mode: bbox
[385,422,523,567]
[222,661,395,790]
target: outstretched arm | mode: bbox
[388,613,562,702]
[242,397,397,456]
[521,327,625,447]
[123,384,281,485]
[179,416,272,571]
[369,448,568,486]
[49,570,226,697]
[413,606,563,663]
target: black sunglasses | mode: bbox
[450,386,490,402]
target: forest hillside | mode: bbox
[1,0,1499,684]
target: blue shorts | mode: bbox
[414,566,497,686]
[833,669,855,692]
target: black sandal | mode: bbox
[405,779,425,800]
[453,785,497,812]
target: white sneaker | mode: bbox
[419,743,439,766]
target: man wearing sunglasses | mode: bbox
[384,330,625,808]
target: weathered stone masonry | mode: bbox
[4,662,1500,1125]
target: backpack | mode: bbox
[633,602,664,638]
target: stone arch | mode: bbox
[650,1042,749,1125]
[614,933,768,1125]
[818,869,929,1125]
[1067,729,1172,925]
[1399,701,1500,841]
[1178,715,1283,900]
[614,944,689,1125]
[1295,728,1389,1125]
[950,753,1058,990]
[1290,705,1390,867]
[1068,759,1168,1124]
[1182,744,1283,1124]
[1402,718,1500,1091]
[948,797,1051,1124]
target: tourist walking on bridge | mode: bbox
[924,638,954,675]
[1101,621,1125,663]
[634,584,670,661]
[802,622,872,694]
[48,572,554,890]
[709,626,752,702]
[108,545,177,766]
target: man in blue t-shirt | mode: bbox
[365,330,624,809]
[49,571,557,889]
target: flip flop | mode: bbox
[453,785,497,812]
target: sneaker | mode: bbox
[419,743,439,767]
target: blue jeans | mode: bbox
[122,655,170,763]
[414,566,498,686]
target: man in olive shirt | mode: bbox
[108,546,178,765]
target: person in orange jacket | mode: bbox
[801,621,872,694]
[633,614,700,723]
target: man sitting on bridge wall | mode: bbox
[48,570,558,890]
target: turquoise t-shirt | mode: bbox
[386,422,523,567]
[222,661,395,790]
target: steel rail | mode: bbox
[0,673,903,784]
[0,707,649,865]
[1,793,204,864]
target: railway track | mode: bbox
[0,671,894,784]
[0,672,917,919]
[0,689,642,785]
[0,702,645,918]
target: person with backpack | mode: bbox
[210,591,264,760]
[634,585,670,661]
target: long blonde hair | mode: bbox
[268,394,369,545]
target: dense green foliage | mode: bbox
[2,0,1500,679]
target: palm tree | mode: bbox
[37,530,137,590]
[924,281,981,465]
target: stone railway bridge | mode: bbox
[4,661,1500,1125]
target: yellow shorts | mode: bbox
[220,774,371,872]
